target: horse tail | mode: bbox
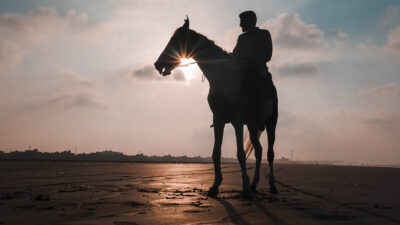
[244,129,262,159]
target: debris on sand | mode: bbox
[161,203,179,206]
[35,205,56,211]
[58,184,92,193]
[183,209,205,213]
[113,221,139,225]
[239,202,252,206]
[34,194,50,201]
[16,205,34,209]
[165,196,183,199]
[137,188,160,193]
[191,200,211,208]
[0,191,28,200]
[123,201,144,207]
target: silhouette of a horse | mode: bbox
[154,17,278,197]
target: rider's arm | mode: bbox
[232,34,244,58]
[264,30,273,62]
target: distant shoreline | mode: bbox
[1,149,398,168]
[0,149,284,164]
[1,159,399,169]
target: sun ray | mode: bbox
[179,58,197,80]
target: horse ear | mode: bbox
[183,15,189,29]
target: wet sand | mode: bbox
[0,162,399,225]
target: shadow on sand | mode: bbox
[216,198,251,225]
[216,198,291,225]
[252,199,291,225]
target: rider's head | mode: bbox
[239,11,257,32]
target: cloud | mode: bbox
[0,7,105,47]
[259,12,347,76]
[10,69,106,114]
[359,83,400,97]
[276,109,325,140]
[42,92,107,111]
[46,71,105,110]
[358,24,400,56]
[131,65,159,80]
[57,71,101,88]
[0,41,23,73]
[277,61,318,77]
[326,30,348,41]
[363,112,400,137]
[278,109,298,127]
[173,69,185,81]
[261,13,324,50]
[131,64,185,81]
[380,5,400,27]
[216,26,241,50]
[385,26,400,52]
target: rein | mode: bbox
[177,58,232,67]
[177,61,197,67]
[177,61,205,82]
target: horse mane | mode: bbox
[174,27,230,58]
[192,31,230,58]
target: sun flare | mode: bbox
[179,58,197,80]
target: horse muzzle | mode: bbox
[154,61,163,74]
[154,61,173,76]
[154,61,171,76]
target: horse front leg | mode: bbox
[207,119,225,198]
[233,122,251,197]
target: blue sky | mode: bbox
[301,0,400,43]
[0,0,399,164]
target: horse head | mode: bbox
[154,16,199,76]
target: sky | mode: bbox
[0,0,399,165]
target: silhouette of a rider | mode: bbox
[232,11,275,129]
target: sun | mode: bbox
[179,58,197,80]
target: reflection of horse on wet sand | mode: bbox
[154,17,278,197]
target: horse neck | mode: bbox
[191,41,235,87]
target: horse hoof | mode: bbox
[250,184,257,193]
[269,185,278,194]
[207,186,219,198]
[242,187,252,198]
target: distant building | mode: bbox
[276,157,290,164]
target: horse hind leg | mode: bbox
[266,101,278,194]
[249,129,262,193]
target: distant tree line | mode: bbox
[0,149,246,163]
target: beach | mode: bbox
[0,162,399,225]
